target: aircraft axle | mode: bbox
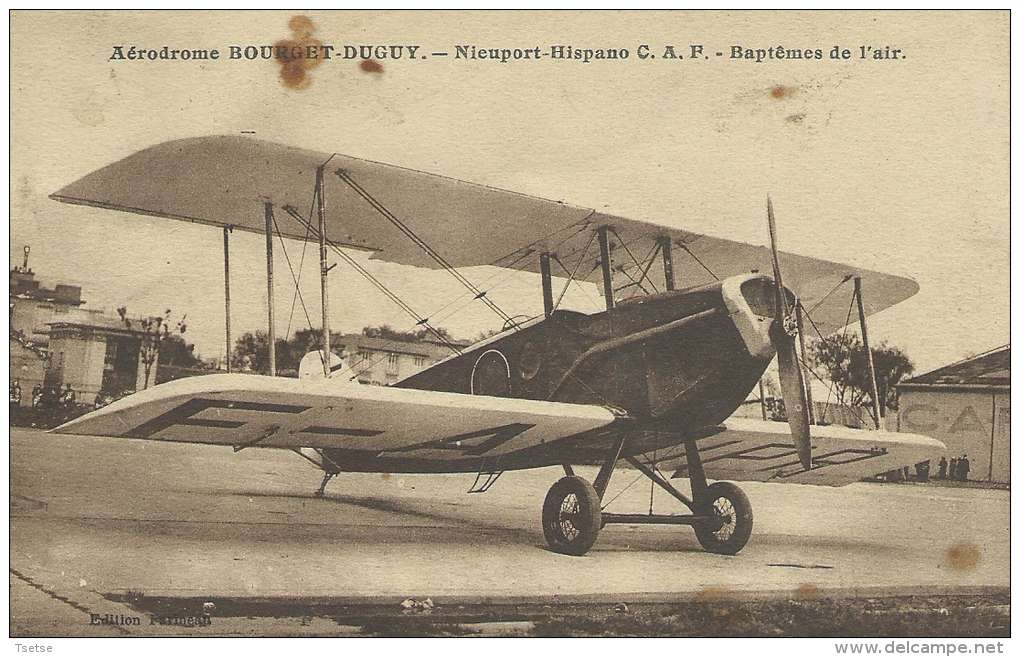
[601,512,724,530]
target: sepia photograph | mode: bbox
[7,9,1010,643]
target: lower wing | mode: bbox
[53,374,617,457]
[664,417,945,487]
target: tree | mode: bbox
[117,307,187,389]
[808,333,914,419]
[230,329,323,375]
[361,324,451,343]
[474,327,504,342]
[230,331,263,373]
[159,334,203,368]
[230,330,294,374]
[291,327,326,356]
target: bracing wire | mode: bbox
[487,212,595,268]
[552,230,597,312]
[335,170,518,329]
[283,172,321,339]
[609,228,660,296]
[616,265,654,297]
[271,213,318,341]
[807,274,854,316]
[677,242,720,281]
[281,205,463,356]
[600,468,647,510]
[422,249,536,330]
[552,254,603,312]
[815,287,862,425]
[799,346,869,428]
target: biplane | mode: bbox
[51,136,944,556]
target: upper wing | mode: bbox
[53,374,616,457]
[663,418,945,487]
[51,136,916,335]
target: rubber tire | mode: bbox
[542,476,602,556]
[694,481,753,555]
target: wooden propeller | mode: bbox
[767,196,812,470]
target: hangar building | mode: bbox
[897,345,1009,483]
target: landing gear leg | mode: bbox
[685,438,753,554]
[541,437,753,556]
[291,448,342,498]
[542,437,625,556]
[314,471,335,498]
[683,437,709,502]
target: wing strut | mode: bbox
[596,226,615,311]
[539,252,554,316]
[854,276,884,429]
[659,236,676,291]
[264,202,277,376]
[222,226,232,372]
[316,164,332,376]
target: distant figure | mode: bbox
[949,457,959,480]
[959,455,970,482]
[59,384,75,408]
[937,456,948,479]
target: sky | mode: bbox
[9,10,1009,375]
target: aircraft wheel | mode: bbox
[542,476,602,556]
[694,481,753,555]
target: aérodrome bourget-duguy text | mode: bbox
[109,43,906,64]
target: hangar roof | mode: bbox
[900,345,1010,391]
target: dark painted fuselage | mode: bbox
[321,273,784,473]
[400,279,767,428]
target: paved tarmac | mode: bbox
[9,428,1009,636]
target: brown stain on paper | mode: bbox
[795,583,820,600]
[360,59,384,74]
[275,15,325,89]
[695,587,735,620]
[695,586,732,602]
[770,85,795,99]
[945,542,980,571]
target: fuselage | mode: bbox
[399,273,782,437]
[318,272,787,472]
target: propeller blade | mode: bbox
[775,327,812,469]
[766,196,812,470]
[766,195,788,318]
